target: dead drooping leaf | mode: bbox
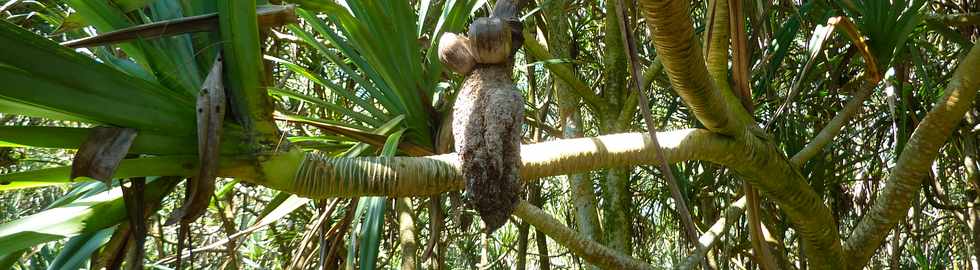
[167,57,226,225]
[70,127,138,186]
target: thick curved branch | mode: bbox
[254,129,725,198]
[684,82,875,265]
[702,131,845,268]
[843,42,980,269]
[637,0,845,267]
[636,0,753,137]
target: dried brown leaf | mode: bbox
[70,127,138,186]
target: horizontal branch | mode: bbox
[254,129,727,198]
[0,127,846,267]
[251,126,840,270]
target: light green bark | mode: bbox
[522,32,602,111]
[790,79,875,165]
[844,42,980,269]
[601,168,633,254]
[638,0,845,267]
[680,196,747,270]
[254,130,723,198]
[396,197,418,270]
[565,113,604,252]
[513,200,656,270]
[541,0,604,258]
[598,0,634,256]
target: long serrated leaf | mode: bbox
[45,228,114,270]
[67,0,203,94]
[295,7,434,146]
[217,0,279,142]
[269,87,384,127]
[349,130,403,270]
[0,20,196,133]
[0,156,196,191]
[286,21,396,111]
[0,177,177,255]
[0,126,200,155]
[356,196,386,270]
[264,55,387,120]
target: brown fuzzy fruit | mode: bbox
[468,17,511,64]
[438,32,476,74]
[453,65,524,233]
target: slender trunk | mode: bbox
[566,112,603,246]
[530,181,552,270]
[889,223,903,269]
[963,112,980,269]
[542,0,604,261]
[535,229,551,270]
[598,0,635,256]
[602,168,634,254]
[516,220,530,270]
[396,198,418,270]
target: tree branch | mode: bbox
[522,32,604,112]
[843,42,980,269]
[513,200,656,270]
[254,129,726,197]
[679,196,747,270]
[790,78,874,166]
[636,0,753,137]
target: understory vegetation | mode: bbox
[1,0,979,269]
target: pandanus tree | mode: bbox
[0,0,978,269]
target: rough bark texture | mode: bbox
[638,0,845,266]
[541,0,605,259]
[598,0,636,256]
[843,43,980,269]
[453,65,525,232]
[396,197,419,270]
